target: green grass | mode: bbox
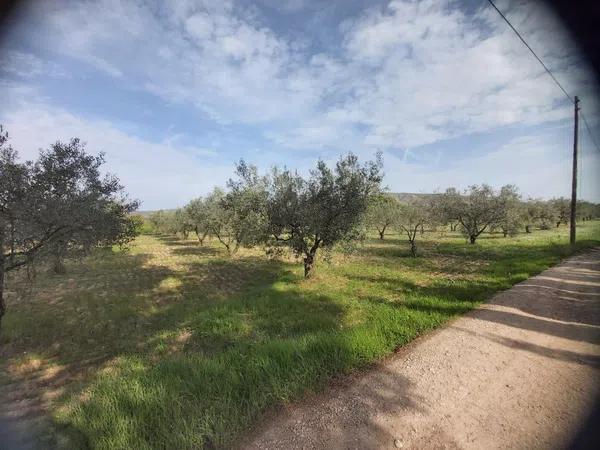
[1,222,599,448]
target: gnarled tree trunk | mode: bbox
[303,240,321,278]
[469,235,476,244]
[195,228,207,246]
[51,239,67,274]
[303,254,314,278]
[52,254,66,274]
[409,239,417,257]
[0,249,5,330]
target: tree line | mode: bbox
[147,159,600,272]
[149,155,383,278]
[367,188,598,252]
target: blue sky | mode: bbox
[0,0,598,209]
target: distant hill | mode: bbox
[389,192,438,203]
[135,209,176,217]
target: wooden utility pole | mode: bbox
[570,96,579,246]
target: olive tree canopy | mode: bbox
[0,127,139,327]
[367,193,400,239]
[438,184,509,244]
[395,199,429,256]
[266,153,382,277]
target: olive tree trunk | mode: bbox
[303,254,314,278]
[0,266,5,331]
[303,241,321,278]
[409,239,417,257]
[52,254,66,274]
[0,232,5,330]
[195,228,207,246]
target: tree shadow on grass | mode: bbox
[346,255,600,346]
[56,327,426,450]
[0,241,352,448]
[347,272,503,304]
[170,245,219,257]
[154,234,188,245]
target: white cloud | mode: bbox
[7,0,596,151]
[0,84,234,210]
[0,50,70,79]
[380,131,600,202]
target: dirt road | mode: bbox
[248,248,600,449]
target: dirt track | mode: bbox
[248,248,600,449]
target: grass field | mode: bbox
[1,222,599,449]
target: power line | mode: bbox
[485,0,573,104]
[580,110,600,153]
[486,0,600,154]
[578,114,582,197]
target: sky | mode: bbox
[0,0,599,209]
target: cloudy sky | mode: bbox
[0,0,599,209]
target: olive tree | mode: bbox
[203,188,236,254]
[148,210,171,234]
[395,199,428,256]
[222,161,270,249]
[577,201,599,221]
[535,200,557,230]
[198,163,270,255]
[497,185,522,237]
[367,193,400,239]
[439,184,508,244]
[184,197,211,245]
[172,208,194,238]
[147,209,191,237]
[430,189,461,232]
[522,199,539,233]
[551,198,570,228]
[267,153,382,277]
[0,129,138,328]
[520,199,554,233]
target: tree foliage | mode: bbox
[0,127,139,326]
[184,198,211,245]
[266,153,383,277]
[395,199,428,256]
[550,197,570,228]
[367,193,400,239]
[521,199,556,232]
[438,184,509,244]
[496,185,522,237]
